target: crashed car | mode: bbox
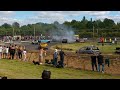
[38,39,50,43]
[62,39,68,43]
[38,42,48,50]
[76,46,100,54]
[31,40,38,44]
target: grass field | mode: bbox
[0,59,120,79]
[51,42,120,54]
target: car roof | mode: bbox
[80,46,98,49]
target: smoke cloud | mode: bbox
[51,23,76,43]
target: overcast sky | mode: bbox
[0,11,120,26]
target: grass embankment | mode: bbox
[0,59,119,79]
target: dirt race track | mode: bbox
[1,41,120,76]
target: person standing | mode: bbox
[59,49,65,68]
[10,45,15,59]
[5,46,9,59]
[114,37,117,44]
[15,45,18,59]
[0,45,3,59]
[109,38,112,43]
[91,53,97,71]
[8,44,12,59]
[97,53,104,73]
[53,49,58,67]
[18,46,23,60]
[2,46,6,59]
[39,47,44,64]
[23,49,27,61]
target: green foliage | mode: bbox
[0,16,120,37]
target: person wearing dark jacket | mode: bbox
[59,49,65,67]
[91,53,97,71]
[53,49,58,66]
[10,45,15,59]
[97,53,104,73]
[41,70,51,79]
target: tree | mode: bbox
[82,16,86,22]
[86,21,93,29]
[103,18,115,28]
[1,23,12,28]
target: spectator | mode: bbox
[109,38,112,43]
[8,44,12,59]
[10,45,15,59]
[39,47,45,64]
[18,46,23,59]
[41,70,51,79]
[5,46,9,59]
[97,53,104,73]
[114,37,117,44]
[15,45,18,59]
[59,49,65,68]
[2,46,6,59]
[0,45,2,59]
[53,49,58,67]
[91,53,97,71]
[23,49,27,61]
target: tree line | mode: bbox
[0,16,120,38]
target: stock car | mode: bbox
[31,40,38,44]
[76,46,100,54]
[38,42,48,50]
[38,39,50,43]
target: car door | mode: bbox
[85,47,91,54]
[79,47,85,53]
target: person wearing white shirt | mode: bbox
[23,49,27,61]
[5,46,9,59]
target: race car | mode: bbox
[38,42,48,50]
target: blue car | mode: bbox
[38,40,50,43]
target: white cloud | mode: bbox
[33,11,111,24]
[0,17,22,26]
[1,11,120,26]
[95,14,120,23]
[0,11,15,17]
[32,11,89,24]
[87,11,110,16]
